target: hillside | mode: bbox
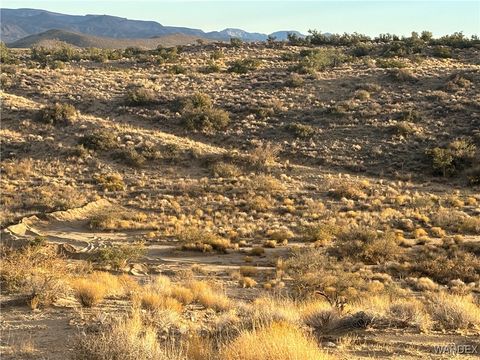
[8,29,211,49]
[1,36,479,359]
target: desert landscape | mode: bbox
[1,20,480,360]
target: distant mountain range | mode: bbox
[1,8,305,46]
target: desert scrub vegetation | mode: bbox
[178,227,233,253]
[94,173,125,191]
[181,92,230,131]
[90,243,146,270]
[427,293,480,330]
[125,86,157,106]
[227,58,261,74]
[72,312,176,360]
[334,226,401,264]
[79,130,119,151]
[222,322,332,360]
[38,103,77,125]
[428,139,477,177]
[285,122,316,138]
[293,48,347,74]
[0,244,69,308]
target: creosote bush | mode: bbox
[181,92,230,131]
[228,58,261,74]
[125,86,157,106]
[428,139,477,177]
[38,103,77,125]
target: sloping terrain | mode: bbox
[1,41,479,359]
[8,29,211,49]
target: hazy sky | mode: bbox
[2,1,479,36]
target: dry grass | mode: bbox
[139,292,183,313]
[187,280,231,311]
[72,311,182,360]
[427,293,480,330]
[222,322,332,360]
[0,244,69,307]
[71,279,108,307]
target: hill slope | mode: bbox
[8,29,210,49]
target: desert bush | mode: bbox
[21,184,86,213]
[299,222,340,245]
[181,92,230,131]
[38,103,77,125]
[199,60,221,73]
[90,243,146,270]
[428,139,477,177]
[388,68,417,82]
[222,322,331,360]
[413,248,480,284]
[210,49,224,60]
[178,227,233,253]
[113,148,146,167]
[294,48,346,74]
[427,293,480,330]
[0,245,68,308]
[125,86,157,106]
[376,58,408,68]
[0,42,15,64]
[72,312,175,360]
[444,73,472,91]
[335,227,401,264]
[285,248,375,306]
[211,161,241,177]
[248,142,281,169]
[228,58,261,74]
[94,173,125,191]
[285,73,305,88]
[432,46,453,58]
[88,208,148,230]
[354,89,370,100]
[393,121,420,136]
[230,37,243,48]
[285,122,315,138]
[329,180,367,200]
[79,130,119,151]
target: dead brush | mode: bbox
[247,142,281,169]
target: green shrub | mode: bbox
[433,46,453,58]
[38,103,77,125]
[429,139,477,176]
[79,130,118,151]
[169,64,188,74]
[294,48,346,74]
[230,37,243,48]
[210,49,224,60]
[0,42,15,64]
[376,58,408,68]
[181,93,230,131]
[92,244,145,270]
[335,227,401,265]
[285,74,305,88]
[285,122,316,138]
[200,60,221,73]
[228,58,260,74]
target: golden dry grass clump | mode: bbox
[222,322,332,360]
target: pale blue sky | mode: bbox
[2,1,479,36]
